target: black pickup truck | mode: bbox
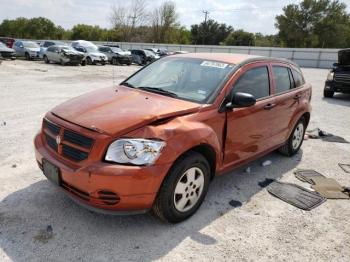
[324,49,350,98]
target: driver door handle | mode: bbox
[264,103,276,110]
[294,94,302,100]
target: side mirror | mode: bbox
[333,62,339,67]
[226,92,256,109]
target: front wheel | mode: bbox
[25,52,30,60]
[152,151,210,223]
[44,55,49,64]
[278,118,306,156]
[324,88,334,98]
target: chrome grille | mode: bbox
[334,73,350,83]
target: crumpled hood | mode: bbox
[51,86,201,136]
[0,46,15,52]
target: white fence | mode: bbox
[93,41,338,69]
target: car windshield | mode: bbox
[144,50,154,56]
[61,46,75,51]
[111,47,123,52]
[123,57,234,103]
[85,46,98,52]
[23,42,39,48]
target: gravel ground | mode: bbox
[0,60,349,262]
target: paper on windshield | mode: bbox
[200,61,228,69]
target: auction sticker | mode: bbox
[201,61,228,69]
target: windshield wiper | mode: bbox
[137,86,178,98]
[121,82,136,88]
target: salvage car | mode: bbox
[43,45,86,66]
[13,40,40,60]
[0,42,16,60]
[39,40,65,58]
[324,49,350,97]
[98,45,132,65]
[34,53,311,223]
[71,40,108,65]
[130,49,159,65]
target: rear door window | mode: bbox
[233,66,270,99]
[272,66,292,94]
[291,69,305,87]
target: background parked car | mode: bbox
[44,45,86,66]
[98,45,132,65]
[39,40,65,58]
[71,40,108,65]
[0,42,16,60]
[324,48,350,98]
[13,40,40,60]
[130,49,159,65]
[0,37,15,48]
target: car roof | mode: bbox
[171,52,297,67]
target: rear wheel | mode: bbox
[81,60,87,66]
[278,118,306,156]
[101,61,106,66]
[60,59,65,66]
[152,151,210,223]
[324,88,334,98]
[25,52,30,60]
[87,57,93,65]
[44,55,49,64]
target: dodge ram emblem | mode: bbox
[56,135,61,145]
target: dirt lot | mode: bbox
[0,60,349,262]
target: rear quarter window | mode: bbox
[273,66,292,94]
[292,69,305,87]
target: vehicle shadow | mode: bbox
[0,150,302,261]
[322,93,350,107]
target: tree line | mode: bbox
[0,0,349,48]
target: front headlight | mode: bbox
[105,139,166,165]
[327,72,334,81]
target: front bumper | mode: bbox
[91,57,107,63]
[0,52,16,60]
[325,80,350,93]
[34,132,172,214]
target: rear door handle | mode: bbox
[264,103,276,110]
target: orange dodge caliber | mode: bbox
[34,53,312,223]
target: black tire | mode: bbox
[278,117,306,157]
[81,60,87,66]
[44,55,49,64]
[324,89,334,98]
[60,59,65,66]
[127,61,131,66]
[112,57,118,65]
[152,151,211,223]
[101,61,106,66]
[87,57,93,65]
[25,52,30,60]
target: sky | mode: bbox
[1,0,350,35]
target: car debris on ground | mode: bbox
[305,128,349,143]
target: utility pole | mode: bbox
[128,15,137,42]
[203,10,209,24]
[202,10,209,45]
